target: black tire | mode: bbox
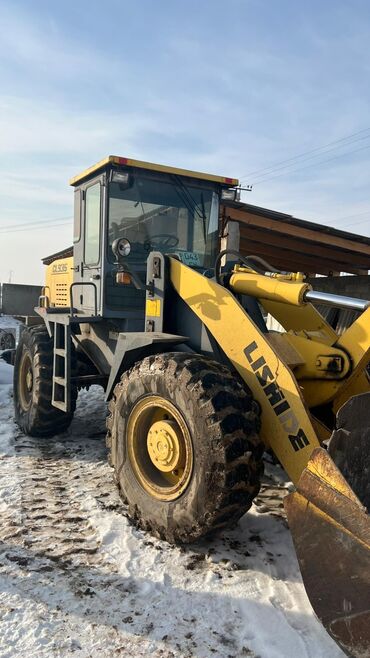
[0,330,15,350]
[14,325,77,437]
[107,352,264,543]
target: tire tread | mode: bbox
[106,352,264,543]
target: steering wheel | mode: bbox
[144,234,179,250]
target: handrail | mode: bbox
[38,286,50,308]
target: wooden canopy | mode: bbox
[223,202,370,276]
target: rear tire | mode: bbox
[107,352,264,543]
[0,330,15,350]
[14,325,77,437]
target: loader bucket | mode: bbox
[285,447,370,657]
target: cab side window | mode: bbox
[73,189,81,243]
[84,183,101,265]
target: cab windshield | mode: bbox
[108,171,220,269]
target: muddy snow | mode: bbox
[0,352,344,657]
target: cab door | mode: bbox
[73,178,103,314]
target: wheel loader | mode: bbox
[13,155,370,657]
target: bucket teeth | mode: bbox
[285,447,370,658]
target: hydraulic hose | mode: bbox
[214,249,281,284]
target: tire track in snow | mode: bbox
[0,380,345,658]
[0,386,117,568]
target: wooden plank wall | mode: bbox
[222,205,370,275]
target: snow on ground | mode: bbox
[0,314,21,337]
[0,359,345,658]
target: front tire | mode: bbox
[14,325,77,437]
[107,352,264,543]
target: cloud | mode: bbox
[0,96,158,155]
[0,0,370,284]
[0,4,113,84]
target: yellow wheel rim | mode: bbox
[127,395,193,501]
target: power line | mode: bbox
[244,133,370,185]
[328,209,370,223]
[0,222,70,235]
[331,216,370,231]
[320,217,370,231]
[326,213,370,229]
[239,127,370,183]
[0,215,71,231]
[239,127,370,181]
[323,210,370,230]
[0,217,72,234]
[0,222,71,235]
[309,210,370,231]
[248,142,370,186]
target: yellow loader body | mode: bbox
[43,239,370,657]
[43,256,73,308]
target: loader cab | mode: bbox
[71,156,238,327]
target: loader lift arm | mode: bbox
[169,256,370,657]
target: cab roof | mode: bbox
[69,155,239,187]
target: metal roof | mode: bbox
[69,156,239,187]
[42,246,73,265]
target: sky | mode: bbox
[1,0,370,283]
